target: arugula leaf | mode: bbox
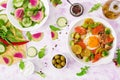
[76,66,90,76]
[50,25,61,31]
[35,71,46,78]
[26,31,32,41]
[0,19,5,26]
[38,46,46,59]
[116,48,120,64]
[19,60,25,70]
[89,3,102,12]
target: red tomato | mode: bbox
[76,40,86,49]
[105,36,114,43]
[92,25,104,35]
[75,26,87,35]
[92,53,102,63]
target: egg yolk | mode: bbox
[87,36,99,48]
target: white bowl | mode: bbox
[6,0,49,31]
[68,16,117,66]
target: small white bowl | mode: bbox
[68,16,117,66]
[6,0,49,31]
[19,60,35,76]
[51,53,67,70]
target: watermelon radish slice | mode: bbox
[14,52,23,58]
[51,31,58,40]
[30,11,43,22]
[15,8,24,20]
[29,0,39,6]
[32,32,44,42]
[2,55,13,66]
[0,1,7,8]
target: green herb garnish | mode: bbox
[50,25,61,31]
[105,28,111,34]
[89,3,102,12]
[38,46,46,59]
[50,0,62,7]
[76,66,90,76]
[19,60,25,70]
[116,48,120,65]
[26,31,32,41]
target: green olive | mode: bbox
[60,56,65,61]
[54,64,58,67]
[54,55,60,59]
[61,61,66,66]
[57,65,62,69]
[56,59,61,63]
[52,59,56,64]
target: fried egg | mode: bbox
[84,33,100,50]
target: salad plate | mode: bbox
[6,0,49,31]
[68,16,117,66]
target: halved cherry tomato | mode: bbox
[75,26,87,35]
[105,36,114,43]
[92,25,104,35]
[76,40,86,49]
[92,53,102,63]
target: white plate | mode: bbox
[68,16,117,66]
[6,0,49,31]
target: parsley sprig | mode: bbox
[76,66,90,76]
[89,3,102,12]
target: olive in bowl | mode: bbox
[52,54,66,69]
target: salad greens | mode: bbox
[19,60,25,70]
[50,0,62,7]
[12,0,46,28]
[50,25,61,31]
[0,19,24,43]
[89,3,102,12]
[38,46,46,59]
[76,66,90,76]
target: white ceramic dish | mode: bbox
[19,60,35,76]
[6,0,49,31]
[68,16,117,66]
[51,53,67,70]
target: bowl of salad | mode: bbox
[6,0,49,31]
[68,16,117,66]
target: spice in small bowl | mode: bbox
[52,54,66,69]
[70,3,84,17]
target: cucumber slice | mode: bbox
[28,3,37,10]
[37,1,43,9]
[21,17,32,27]
[26,10,34,17]
[13,0,24,8]
[27,46,37,57]
[0,14,8,23]
[57,17,68,28]
[0,43,6,55]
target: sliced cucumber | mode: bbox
[28,3,37,10]
[56,17,68,28]
[37,1,43,9]
[13,0,24,8]
[27,46,37,57]
[26,10,34,17]
[21,17,32,27]
[0,14,8,23]
[0,43,6,55]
